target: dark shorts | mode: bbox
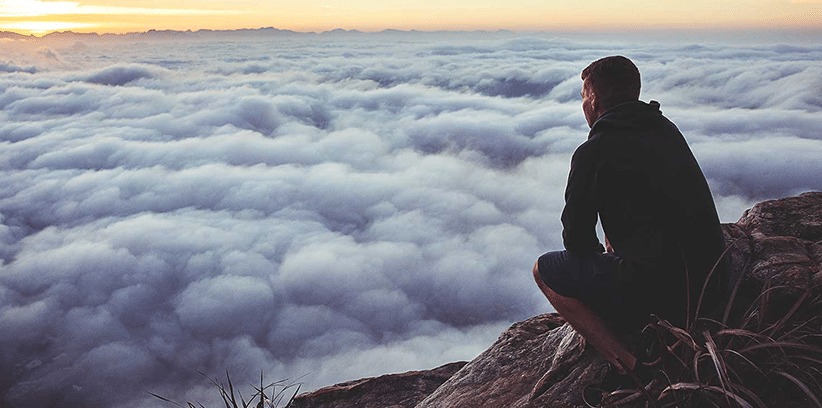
[537,250,649,331]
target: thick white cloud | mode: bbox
[1,31,821,408]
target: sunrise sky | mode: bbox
[1,0,821,35]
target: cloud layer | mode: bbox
[1,32,821,407]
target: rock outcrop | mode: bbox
[292,192,822,408]
[725,192,822,307]
[416,314,603,408]
[289,362,467,408]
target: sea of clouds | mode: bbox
[1,30,821,407]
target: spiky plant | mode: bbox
[150,370,301,408]
[599,254,822,408]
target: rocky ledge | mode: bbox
[292,192,822,408]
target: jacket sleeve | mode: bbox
[561,139,602,255]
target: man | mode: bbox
[532,56,729,384]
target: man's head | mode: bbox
[580,56,641,127]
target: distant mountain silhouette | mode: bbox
[1,31,33,40]
[1,27,518,41]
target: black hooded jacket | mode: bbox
[561,100,728,327]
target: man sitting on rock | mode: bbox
[532,56,729,393]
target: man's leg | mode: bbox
[532,261,637,373]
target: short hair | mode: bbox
[581,56,641,110]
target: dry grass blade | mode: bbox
[148,390,209,408]
[616,357,658,408]
[659,383,754,408]
[775,371,822,408]
[740,283,794,331]
[655,370,687,408]
[693,351,704,384]
[703,330,734,407]
[775,314,821,342]
[765,290,809,339]
[695,317,728,329]
[656,318,700,351]
[756,279,772,331]
[793,354,822,367]
[727,383,768,408]
[722,256,752,327]
[256,371,265,408]
[195,370,233,408]
[715,328,771,343]
[722,349,766,378]
[218,389,233,408]
[685,261,692,335]
[224,370,241,408]
[149,392,187,407]
[664,340,691,369]
[603,388,644,406]
[740,341,822,355]
[693,237,739,328]
[283,384,300,407]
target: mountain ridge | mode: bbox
[0,27,517,41]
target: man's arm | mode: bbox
[561,140,602,255]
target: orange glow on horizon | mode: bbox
[0,0,820,37]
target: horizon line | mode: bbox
[4,25,822,39]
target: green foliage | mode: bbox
[150,370,301,408]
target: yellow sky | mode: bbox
[0,0,820,36]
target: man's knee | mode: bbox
[533,259,557,297]
[534,258,578,311]
[532,260,542,284]
[533,259,560,302]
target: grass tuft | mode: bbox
[151,370,301,408]
[602,251,822,408]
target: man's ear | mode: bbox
[590,91,601,115]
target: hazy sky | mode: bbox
[1,0,821,35]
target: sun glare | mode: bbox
[0,21,96,34]
[0,0,247,35]
[0,0,242,17]
[0,0,78,17]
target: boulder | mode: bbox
[737,191,822,242]
[725,191,822,318]
[289,362,467,408]
[414,314,605,408]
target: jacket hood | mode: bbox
[588,100,662,138]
